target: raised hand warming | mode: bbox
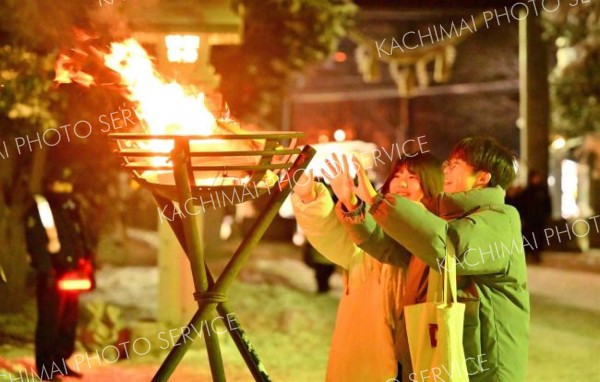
[293,169,317,203]
[351,155,378,205]
[322,153,357,210]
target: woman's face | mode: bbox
[389,167,424,202]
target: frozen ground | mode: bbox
[0,240,340,382]
[0,240,599,381]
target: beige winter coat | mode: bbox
[292,183,401,382]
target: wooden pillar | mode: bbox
[397,97,409,145]
[282,97,292,131]
[157,218,197,327]
[519,12,550,184]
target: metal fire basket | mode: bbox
[110,132,315,382]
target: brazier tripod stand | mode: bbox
[110,132,315,381]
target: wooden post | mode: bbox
[398,97,410,146]
[519,11,550,184]
[157,222,197,326]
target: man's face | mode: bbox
[442,158,478,193]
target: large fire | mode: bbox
[55,37,265,184]
[103,39,217,136]
[54,37,255,140]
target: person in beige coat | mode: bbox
[292,153,442,382]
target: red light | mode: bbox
[57,258,94,292]
[58,278,92,291]
[334,52,347,63]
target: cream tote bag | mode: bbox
[403,239,468,382]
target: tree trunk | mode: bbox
[0,145,47,313]
[29,145,47,194]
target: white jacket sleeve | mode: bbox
[291,183,362,270]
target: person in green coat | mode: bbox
[329,137,529,382]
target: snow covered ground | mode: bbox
[0,240,341,381]
[1,239,599,381]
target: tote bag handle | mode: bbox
[425,232,458,305]
[443,237,459,305]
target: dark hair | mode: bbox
[449,136,517,189]
[380,152,443,201]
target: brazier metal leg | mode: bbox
[152,194,271,382]
[165,138,226,382]
[215,304,271,382]
[151,145,315,381]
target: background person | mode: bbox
[518,170,551,263]
[25,171,94,381]
[301,237,337,294]
[297,179,338,294]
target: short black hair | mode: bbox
[449,137,517,189]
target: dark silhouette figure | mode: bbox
[519,170,552,263]
[25,178,93,381]
[302,178,337,294]
[303,243,336,293]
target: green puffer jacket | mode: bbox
[337,187,530,382]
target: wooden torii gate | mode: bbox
[347,0,550,183]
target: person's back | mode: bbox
[519,171,551,263]
[25,177,91,381]
[430,187,529,381]
[44,193,89,271]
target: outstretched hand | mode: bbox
[293,169,316,203]
[351,155,378,205]
[322,153,358,210]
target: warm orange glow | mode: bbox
[334,51,347,63]
[165,35,200,63]
[102,39,262,173]
[58,278,92,291]
[55,36,269,185]
[54,53,95,86]
[222,103,231,120]
[334,129,346,142]
[104,39,217,137]
[318,134,330,143]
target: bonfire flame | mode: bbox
[103,39,217,136]
[54,38,237,138]
[54,53,95,87]
[55,36,265,182]
[221,103,231,121]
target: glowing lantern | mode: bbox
[165,35,201,63]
